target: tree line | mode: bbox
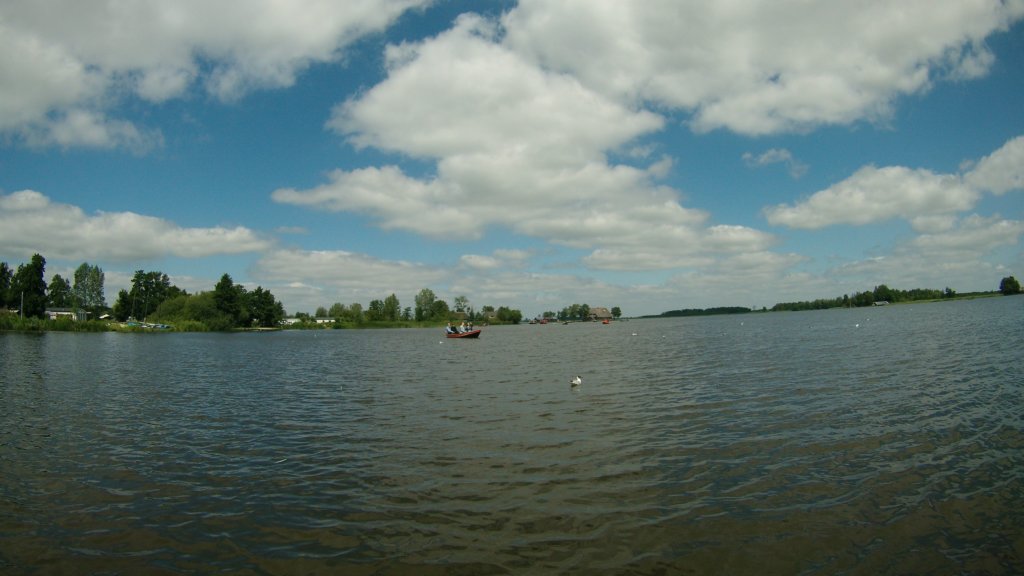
[297,287,525,327]
[1,253,285,331]
[533,304,622,322]
[770,282,1000,312]
[657,307,752,318]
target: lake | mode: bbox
[1,296,1022,574]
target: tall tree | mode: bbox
[246,286,285,327]
[48,274,72,308]
[73,262,106,313]
[0,262,12,308]
[127,270,179,320]
[12,254,47,318]
[112,289,132,321]
[414,288,436,321]
[214,274,243,326]
[383,293,400,321]
[367,299,385,321]
[453,295,469,313]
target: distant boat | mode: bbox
[446,329,482,339]
[602,319,610,324]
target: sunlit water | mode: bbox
[2,296,1022,574]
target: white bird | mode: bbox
[570,375,582,387]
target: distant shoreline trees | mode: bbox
[1,254,285,331]
[999,276,1021,295]
[2,253,1016,330]
[297,292,524,328]
[649,280,1014,318]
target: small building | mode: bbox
[589,307,612,321]
[45,308,89,321]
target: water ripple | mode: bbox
[1,298,1022,573]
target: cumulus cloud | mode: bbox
[963,135,1024,194]
[0,0,429,148]
[0,190,271,260]
[278,14,781,270]
[502,0,1024,134]
[764,166,977,229]
[764,136,1023,229]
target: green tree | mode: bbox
[415,288,436,321]
[112,289,132,321]
[73,262,106,313]
[611,306,622,319]
[495,306,523,324]
[12,254,47,318]
[367,299,385,321]
[48,274,72,308]
[328,302,346,317]
[315,306,328,318]
[214,274,240,324]
[1000,275,1021,295]
[453,295,469,313]
[431,298,450,320]
[124,270,181,320]
[873,284,895,303]
[0,262,12,308]
[383,293,401,321]
[246,286,284,327]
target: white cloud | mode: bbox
[764,166,978,229]
[253,248,447,301]
[910,214,1023,257]
[764,135,1023,230]
[502,0,1024,134]
[830,214,1023,290]
[329,14,663,161]
[0,190,271,261]
[459,249,532,271]
[0,0,430,148]
[743,148,808,178]
[963,135,1024,194]
[280,14,782,271]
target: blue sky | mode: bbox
[2,0,1022,317]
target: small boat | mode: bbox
[446,329,482,339]
[602,319,610,324]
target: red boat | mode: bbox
[446,329,482,339]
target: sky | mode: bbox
[1,0,1023,318]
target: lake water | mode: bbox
[1,296,1022,574]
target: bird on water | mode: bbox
[570,375,582,387]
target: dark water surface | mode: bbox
[2,297,1022,574]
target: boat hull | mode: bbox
[446,329,482,339]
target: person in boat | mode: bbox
[446,322,456,334]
